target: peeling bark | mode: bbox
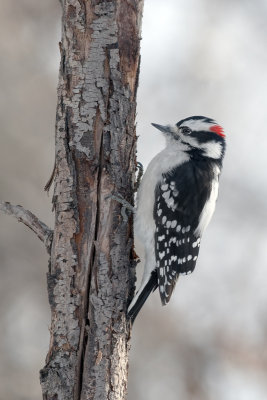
[40,1,144,399]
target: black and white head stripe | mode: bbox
[176,115,215,127]
[172,116,226,164]
[177,116,226,141]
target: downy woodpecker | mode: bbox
[128,116,226,322]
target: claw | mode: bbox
[106,193,135,222]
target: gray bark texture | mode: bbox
[39,1,144,400]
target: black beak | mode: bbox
[151,123,171,134]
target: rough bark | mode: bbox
[39,1,144,400]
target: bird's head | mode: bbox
[152,116,226,161]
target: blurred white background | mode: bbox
[1,0,267,399]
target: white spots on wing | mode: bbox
[171,255,177,262]
[160,285,165,293]
[158,234,165,242]
[159,267,164,276]
[171,220,177,228]
[192,238,201,248]
[176,239,182,247]
[178,257,188,264]
[193,256,198,261]
[162,190,171,200]
[187,255,192,261]
[159,251,165,260]
[176,225,181,232]
[160,182,177,210]
[161,183,168,191]
[166,197,175,209]
[172,190,179,197]
[182,270,193,276]
[180,225,191,234]
[157,208,162,217]
[162,216,167,224]
[166,220,172,228]
[169,237,176,245]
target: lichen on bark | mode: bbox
[40,1,144,399]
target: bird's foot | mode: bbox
[107,193,135,222]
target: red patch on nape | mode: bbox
[210,124,225,138]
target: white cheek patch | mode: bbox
[200,141,222,159]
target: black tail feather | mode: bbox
[127,270,158,324]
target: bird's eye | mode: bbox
[181,126,192,135]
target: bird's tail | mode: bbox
[127,270,158,324]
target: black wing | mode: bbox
[154,160,213,305]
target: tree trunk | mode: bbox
[40,1,144,399]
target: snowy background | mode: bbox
[1,0,267,399]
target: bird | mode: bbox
[127,115,226,323]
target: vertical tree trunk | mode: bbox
[40,1,144,399]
